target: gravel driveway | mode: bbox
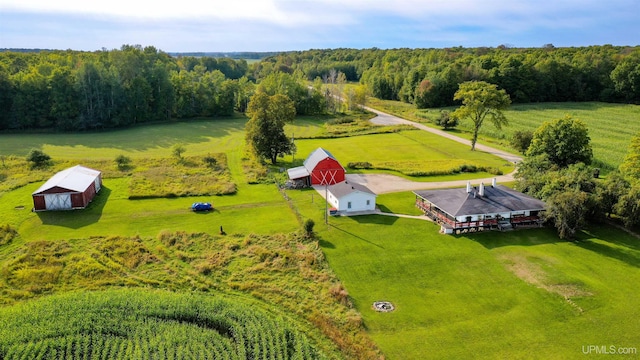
[345,107,522,194]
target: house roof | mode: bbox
[303,147,342,171]
[33,165,101,195]
[414,185,545,217]
[287,166,310,180]
[328,180,376,199]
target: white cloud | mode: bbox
[0,0,303,24]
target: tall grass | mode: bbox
[0,230,381,359]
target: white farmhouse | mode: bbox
[326,181,376,213]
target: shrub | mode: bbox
[511,130,534,154]
[26,149,51,169]
[327,118,355,125]
[303,219,315,238]
[347,162,372,169]
[457,164,478,173]
[203,154,217,168]
[435,110,459,130]
[0,224,17,246]
[114,154,132,170]
[171,143,186,160]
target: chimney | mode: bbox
[466,181,472,193]
[492,178,497,188]
[479,182,485,197]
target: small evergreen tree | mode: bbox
[303,219,315,238]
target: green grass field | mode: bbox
[1,109,640,359]
[284,131,513,179]
[368,99,640,170]
[288,190,640,359]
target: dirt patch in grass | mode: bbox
[499,253,591,311]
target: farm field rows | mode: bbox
[0,289,326,359]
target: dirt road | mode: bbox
[346,106,522,194]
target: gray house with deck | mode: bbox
[414,179,545,234]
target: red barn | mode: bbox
[32,165,102,211]
[287,148,345,186]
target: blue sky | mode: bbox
[0,0,638,52]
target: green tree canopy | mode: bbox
[451,81,511,150]
[26,149,51,168]
[620,132,640,181]
[526,115,593,168]
[245,92,296,164]
[545,190,589,240]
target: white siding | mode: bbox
[333,191,376,212]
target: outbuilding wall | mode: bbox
[329,191,376,212]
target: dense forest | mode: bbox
[1,45,639,132]
[261,45,640,106]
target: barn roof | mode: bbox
[33,165,101,195]
[413,185,545,217]
[287,166,310,180]
[303,147,342,171]
[328,180,376,199]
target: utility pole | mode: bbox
[325,183,328,224]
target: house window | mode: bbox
[348,202,352,209]
[366,200,370,205]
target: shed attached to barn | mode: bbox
[326,180,376,213]
[414,179,545,234]
[287,147,345,186]
[32,165,102,211]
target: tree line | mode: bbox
[0,45,362,131]
[2,45,640,132]
[260,45,640,106]
[0,45,251,130]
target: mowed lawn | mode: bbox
[0,116,299,241]
[309,213,640,359]
[5,179,297,242]
[286,188,640,359]
[284,130,514,179]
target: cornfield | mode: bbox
[0,289,327,359]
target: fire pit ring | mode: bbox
[372,301,395,312]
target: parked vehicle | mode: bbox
[191,202,213,212]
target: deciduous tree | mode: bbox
[615,184,640,228]
[245,92,296,164]
[620,132,640,181]
[545,189,589,240]
[526,115,593,167]
[510,130,533,154]
[451,81,511,150]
